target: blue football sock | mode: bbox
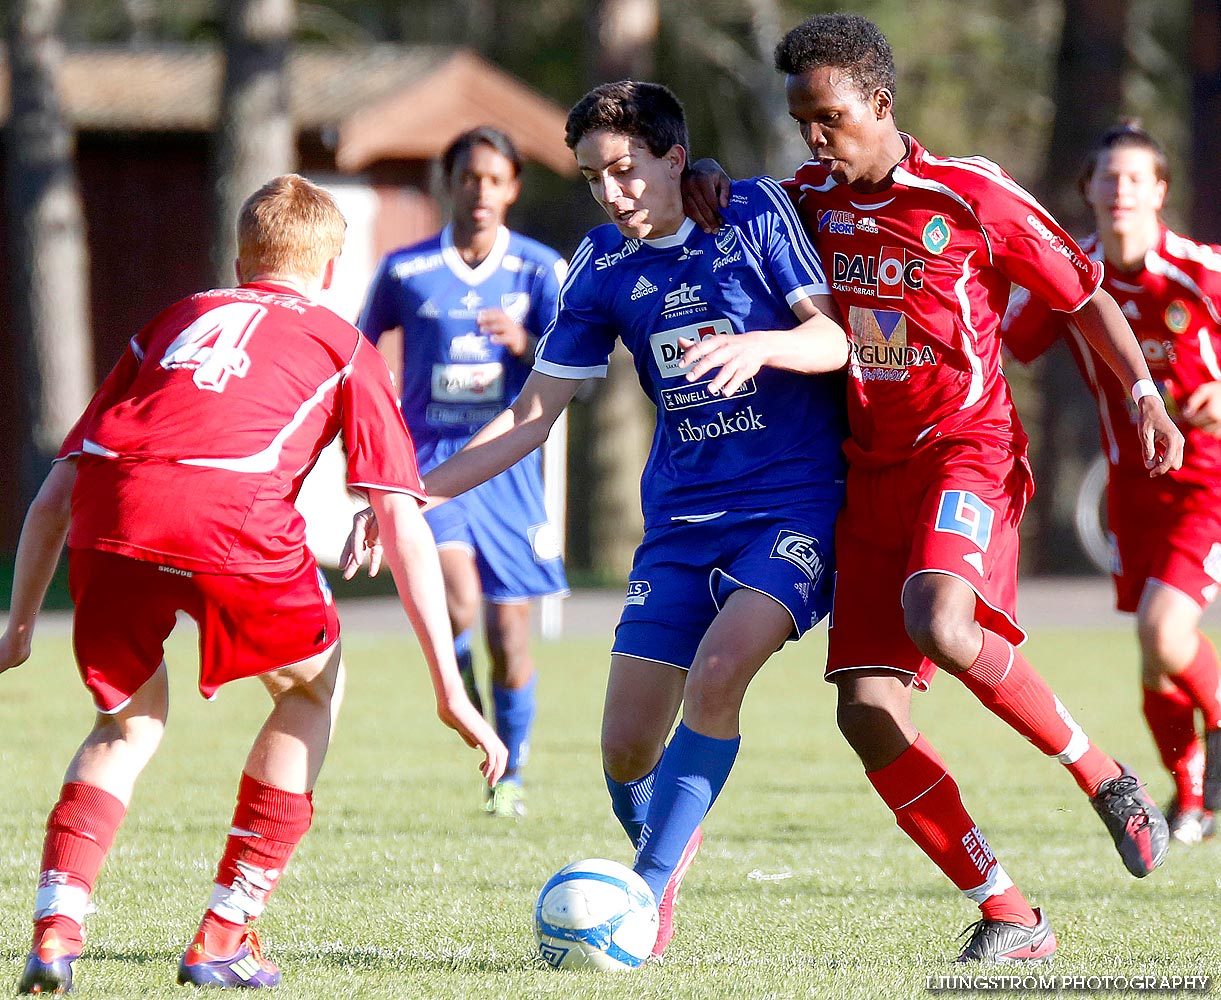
[492,675,536,779]
[634,722,740,904]
[454,631,482,716]
[605,761,659,847]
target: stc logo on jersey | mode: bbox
[832,249,925,300]
[661,281,707,318]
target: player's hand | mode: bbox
[678,333,765,397]
[340,506,382,580]
[682,158,731,233]
[1182,381,1221,436]
[0,629,32,676]
[436,690,509,787]
[1138,396,1185,476]
[478,308,531,357]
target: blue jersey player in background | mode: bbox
[358,127,568,819]
[344,82,850,957]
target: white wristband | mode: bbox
[1131,379,1159,404]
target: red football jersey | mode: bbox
[1004,226,1221,490]
[785,133,1103,468]
[59,281,425,573]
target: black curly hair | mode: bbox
[774,13,896,101]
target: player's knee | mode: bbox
[1137,615,1194,673]
[95,711,165,758]
[601,729,659,784]
[904,604,976,670]
[835,697,901,752]
[683,653,747,721]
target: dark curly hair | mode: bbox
[564,80,689,158]
[442,126,522,180]
[1077,119,1170,203]
[774,13,896,100]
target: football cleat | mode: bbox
[1089,763,1169,877]
[485,779,526,819]
[17,928,79,995]
[651,826,703,959]
[1204,729,1221,812]
[1165,796,1216,846]
[955,908,1057,963]
[176,925,281,989]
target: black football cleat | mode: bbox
[955,908,1057,963]
[1090,764,1169,877]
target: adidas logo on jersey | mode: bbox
[417,300,440,318]
[631,276,659,300]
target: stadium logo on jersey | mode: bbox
[1025,214,1090,273]
[449,332,492,362]
[818,210,855,235]
[661,282,707,317]
[934,490,995,552]
[501,292,531,323]
[714,227,738,255]
[832,250,925,299]
[595,239,642,270]
[417,299,440,319]
[921,215,951,255]
[770,532,825,583]
[1165,300,1190,335]
[847,307,936,378]
[160,302,265,393]
[631,275,659,300]
[650,318,734,378]
[624,580,651,606]
[393,252,444,279]
[857,216,879,234]
[676,404,766,443]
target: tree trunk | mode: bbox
[4,0,93,506]
[1027,0,1128,573]
[211,0,296,286]
[577,0,659,579]
[1190,0,1221,242]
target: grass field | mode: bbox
[2,621,1219,999]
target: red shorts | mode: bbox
[1108,474,1221,613]
[827,438,1032,688]
[69,547,340,713]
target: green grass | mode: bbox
[2,624,1219,998]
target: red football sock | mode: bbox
[1168,634,1221,730]
[203,773,313,931]
[34,782,127,951]
[867,734,1036,926]
[958,628,1120,795]
[1143,684,1204,811]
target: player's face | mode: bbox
[449,143,520,231]
[786,66,892,188]
[574,130,686,239]
[1084,146,1166,238]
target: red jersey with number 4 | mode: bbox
[785,133,1103,468]
[59,281,425,573]
[1003,227,1221,490]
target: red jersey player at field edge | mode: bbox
[1,174,506,995]
[1004,122,1221,848]
[683,13,1183,964]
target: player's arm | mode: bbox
[0,459,76,675]
[1182,382,1221,436]
[367,488,507,787]
[681,159,733,233]
[678,294,849,397]
[1072,288,1184,474]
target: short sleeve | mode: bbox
[741,177,831,308]
[341,337,426,501]
[58,332,148,458]
[527,252,567,339]
[533,237,618,380]
[1001,285,1063,365]
[357,256,399,345]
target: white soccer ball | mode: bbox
[534,858,659,970]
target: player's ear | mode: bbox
[874,88,893,120]
[321,258,336,291]
[667,144,687,178]
[234,257,246,284]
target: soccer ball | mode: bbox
[533,858,659,970]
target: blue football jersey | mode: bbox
[359,225,566,467]
[535,177,848,526]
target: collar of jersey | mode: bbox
[441,224,510,285]
[641,216,696,250]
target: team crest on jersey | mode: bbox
[1165,300,1190,335]
[846,306,937,380]
[922,216,951,255]
[625,580,651,606]
[934,491,995,552]
[160,302,266,392]
[714,227,738,255]
[771,532,825,583]
[500,292,531,323]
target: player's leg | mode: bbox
[483,599,534,817]
[1136,580,1219,837]
[438,544,484,716]
[179,641,343,989]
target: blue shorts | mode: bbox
[612,502,840,670]
[423,440,568,604]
